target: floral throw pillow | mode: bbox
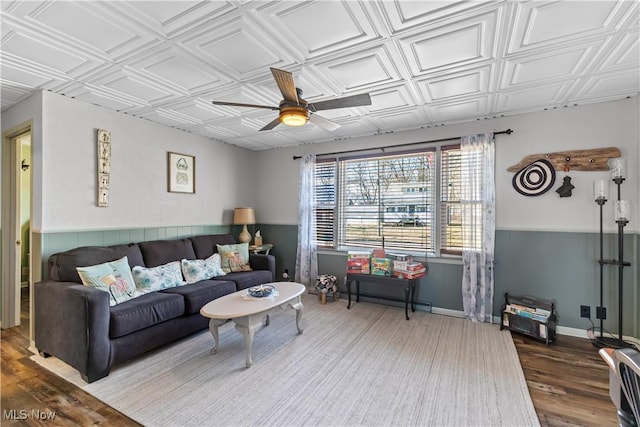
[77,256,140,306]
[216,243,252,273]
[132,261,185,294]
[181,253,226,285]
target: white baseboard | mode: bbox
[338,296,639,345]
[28,343,38,355]
[556,325,589,338]
[432,307,466,318]
[428,306,639,346]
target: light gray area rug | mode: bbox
[33,295,540,427]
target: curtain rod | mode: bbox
[292,128,513,160]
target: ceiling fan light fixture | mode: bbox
[279,106,309,127]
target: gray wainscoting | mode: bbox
[36,225,230,280]
[31,224,639,336]
[258,225,639,335]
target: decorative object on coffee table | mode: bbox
[233,207,255,243]
[167,152,195,193]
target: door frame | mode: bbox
[1,121,32,329]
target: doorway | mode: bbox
[1,123,32,335]
[18,133,31,337]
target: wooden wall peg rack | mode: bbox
[507,147,621,172]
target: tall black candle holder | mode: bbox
[595,196,607,343]
[593,176,633,349]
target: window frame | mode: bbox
[313,143,464,258]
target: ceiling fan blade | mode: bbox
[260,117,281,131]
[270,67,299,103]
[309,113,340,131]
[211,100,279,111]
[308,93,372,111]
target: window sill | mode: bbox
[317,247,462,265]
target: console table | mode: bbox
[346,273,419,320]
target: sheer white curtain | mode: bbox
[461,133,495,322]
[295,154,318,291]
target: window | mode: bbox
[440,145,463,255]
[314,161,337,246]
[313,144,473,256]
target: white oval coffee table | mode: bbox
[200,281,305,367]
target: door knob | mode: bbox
[16,240,21,245]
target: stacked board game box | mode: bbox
[392,261,426,279]
[347,251,371,274]
[371,258,393,276]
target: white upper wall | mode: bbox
[3,91,258,232]
[3,93,637,234]
[255,98,639,233]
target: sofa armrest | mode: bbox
[249,254,275,282]
[35,280,112,382]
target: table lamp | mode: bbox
[233,207,255,244]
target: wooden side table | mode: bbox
[249,244,273,254]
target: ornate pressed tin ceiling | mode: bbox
[1,1,639,150]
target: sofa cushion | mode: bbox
[109,243,145,268]
[216,270,272,291]
[49,244,143,284]
[190,234,236,259]
[109,292,185,338]
[181,254,226,284]
[77,256,140,306]
[217,243,252,273]
[132,261,185,294]
[139,238,196,267]
[162,280,236,314]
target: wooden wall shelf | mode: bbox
[507,147,621,172]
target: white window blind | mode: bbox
[314,160,336,247]
[337,151,435,253]
[440,145,462,255]
[313,142,480,257]
[440,144,484,254]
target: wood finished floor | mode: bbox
[1,291,618,426]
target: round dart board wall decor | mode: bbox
[512,159,556,196]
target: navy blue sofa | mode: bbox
[34,234,275,383]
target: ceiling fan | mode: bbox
[211,67,372,131]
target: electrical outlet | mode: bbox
[596,306,607,320]
[580,305,591,318]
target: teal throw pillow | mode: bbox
[77,256,139,306]
[132,261,184,294]
[181,253,226,285]
[216,243,252,273]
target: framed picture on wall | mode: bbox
[167,152,195,194]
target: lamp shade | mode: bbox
[615,200,630,222]
[593,180,608,201]
[609,158,626,180]
[233,207,255,225]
